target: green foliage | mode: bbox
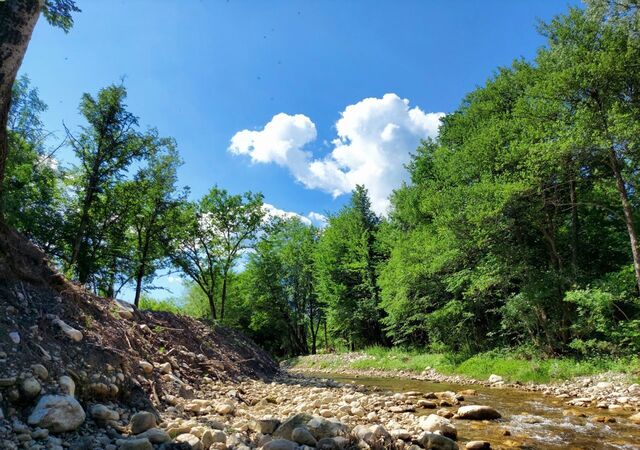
[315,186,385,350]
[43,0,80,32]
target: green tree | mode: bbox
[315,186,384,350]
[64,84,154,283]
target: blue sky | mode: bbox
[21,0,579,299]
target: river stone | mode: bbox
[465,441,491,450]
[417,432,459,450]
[28,395,86,433]
[263,439,298,450]
[250,418,281,434]
[31,364,49,380]
[138,361,153,375]
[488,374,503,383]
[21,377,42,399]
[130,411,156,434]
[175,433,202,450]
[116,438,153,450]
[292,427,317,446]
[90,404,119,421]
[59,375,75,396]
[306,416,348,440]
[456,405,501,420]
[419,414,457,440]
[52,318,83,342]
[273,413,313,440]
[629,412,640,424]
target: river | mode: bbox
[306,371,640,450]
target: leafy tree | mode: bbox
[315,186,384,350]
[170,187,264,320]
[64,84,154,283]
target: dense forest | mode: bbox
[5,0,640,360]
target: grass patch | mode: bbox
[292,346,640,384]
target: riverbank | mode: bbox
[286,350,640,409]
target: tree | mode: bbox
[65,84,154,283]
[315,186,384,350]
[201,187,264,321]
[171,187,264,320]
[0,0,79,208]
[243,217,322,356]
[127,143,184,306]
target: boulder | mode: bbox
[306,416,348,440]
[263,439,298,450]
[215,401,235,415]
[273,413,313,440]
[455,405,501,420]
[130,411,157,434]
[419,414,457,440]
[292,427,317,446]
[488,374,503,384]
[27,395,85,433]
[250,418,281,434]
[417,432,459,450]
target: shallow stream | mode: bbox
[307,372,640,450]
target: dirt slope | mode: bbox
[0,223,278,417]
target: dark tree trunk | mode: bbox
[220,267,228,320]
[609,148,640,293]
[207,291,217,320]
[0,0,43,210]
[569,176,579,281]
[133,263,145,307]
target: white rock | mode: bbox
[52,318,83,342]
[175,433,202,450]
[21,377,42,399]
[90,404,119,421]
[58,376,75,397]
[9,331,20,344]
[419,414,457,440]
[488,374,503,383]
[27,395,86,432]
[139,361,153,375]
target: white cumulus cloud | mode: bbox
[262,203,312,226]
[229,93,444,215]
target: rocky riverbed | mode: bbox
[3,367,640,450]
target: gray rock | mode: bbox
[31,364,49,380]
[90,404,119,421]
[455,405,501,420]
[263,438,298,450]
[306,417,349,440]
[135,428,171,444]
[130,411,156,434]
[292,427,316,446]
[9,331,20,344]
[417,432,459,450]
[27,395,86,433]
[273,413,313,440]
[21,377,41,399]
[250,418,281,434]
[52,318,83,342]
[488,374,503,384]
[116,438,153,450]
[58,376,75,397]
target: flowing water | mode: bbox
[307,372,640,450]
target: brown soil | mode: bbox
[0,222,278,415]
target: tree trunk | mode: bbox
[569,176,579,281]
[133,264,145,307]
[0,0,43,209]
[207,291,217,320]
[220,268,228,321]
[609,148,640,292]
